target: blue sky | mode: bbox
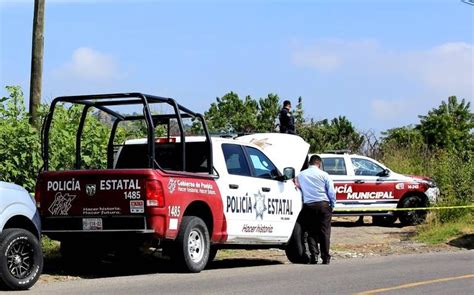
[1,0,473,133]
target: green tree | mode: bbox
[205,92,280,134]
[380,125,424,148]
[0,86,42,191]
[294,96,305,131]
[298,116,363,153]
[327,116,364,151]
[257,93,280,132]
[418,96,474,153]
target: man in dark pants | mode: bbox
[279,100,295,134]
[296,155,336,264]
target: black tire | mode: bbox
[285,219,308,264]
[174,216,210,273]
[398,195,427,226]
[372,215,397,226]
[0,229,43,290]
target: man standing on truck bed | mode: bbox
[296,155,336,264]
[279,100,295,134]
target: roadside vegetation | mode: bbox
[1,86,472,246]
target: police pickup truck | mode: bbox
[316,151,440,225]
[35,93,310,272]
[0,181,43,290]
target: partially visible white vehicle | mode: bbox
[0,181,43,290]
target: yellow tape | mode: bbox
[334,204,474,212]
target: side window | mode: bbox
[244,146,279,179]
[222,144,251,177]
[321,157,347,175]
[351,158,384,176]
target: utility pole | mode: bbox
[29,0,45,128]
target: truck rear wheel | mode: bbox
[0,229,43,290]
[174,216,210,273]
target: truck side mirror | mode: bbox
[282,167,295,180]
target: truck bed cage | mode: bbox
[41,92,213,174]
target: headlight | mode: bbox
[426,179,437,188]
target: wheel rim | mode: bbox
[187,229,204,263]
[7,239,35,279]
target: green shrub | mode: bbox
[379,143,473,224]
[0,86,42,191]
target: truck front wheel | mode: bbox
[285,219,308,264]
[0,229,43,290]
[174,216,210,273]
[398,195,427,226]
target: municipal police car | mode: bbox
[315,151,439,226]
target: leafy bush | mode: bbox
[0,86,42,191]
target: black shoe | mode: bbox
[309,256,318,264]
[322,258,330,265]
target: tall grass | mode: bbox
[379,144,473,223]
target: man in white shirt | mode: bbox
[296,155,336,264]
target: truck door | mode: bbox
[220,144,301,244]
[242,146,301,244]
[220,144,258,242]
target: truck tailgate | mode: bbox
[36,169,156,232]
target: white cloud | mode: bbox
[370,99,413,122]
[291,39,379,72]
[53,47,121,82]
[292,39,473,125]
[404,42,473,96]
[292,39,473,99]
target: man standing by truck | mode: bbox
[279,100,295,134]
[296,155,336,264]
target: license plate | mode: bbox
[83,218,103,230]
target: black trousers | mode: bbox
[303,201,332,261]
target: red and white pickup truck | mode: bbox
[35,93,310,272]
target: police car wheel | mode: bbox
[0,229,43,290]
[399,195,427,226]
[175,216,210,273]
[285,219,308,264]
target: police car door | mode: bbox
[349,157,397,207]
[220,143,260,243]
[242,145,301,244]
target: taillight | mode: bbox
[146,180,164,207]
[34,182,42,209]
